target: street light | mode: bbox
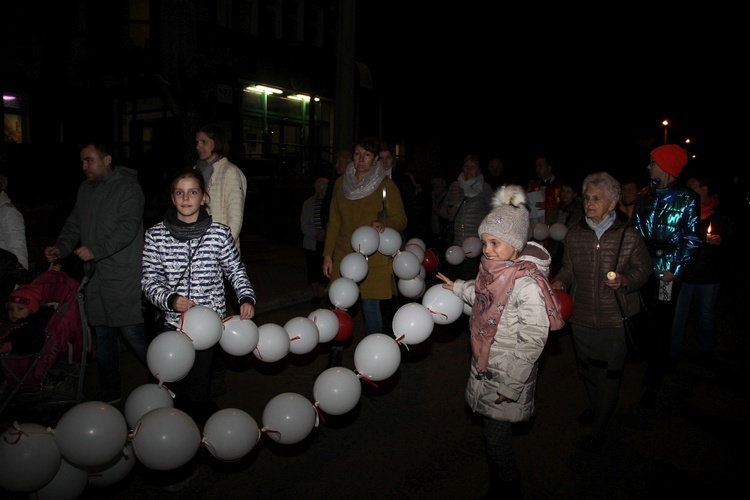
[662,120,669,144]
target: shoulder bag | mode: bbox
[613,226,652,361]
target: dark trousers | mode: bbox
[640,277,680,391]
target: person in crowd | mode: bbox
[669,167,733,369]
[194,123,247,249]
[551,172,652,452]
[0,284,53,355]
[485,157,508,189]
[631,144,700,408]
[321,150,353,230]
[142,168,256,425]
[301,177,330,306]
[44,140,148,405]
[430,176,448,251]
[545,178,584,274]
[194,123,248,396]
[527,154,564,225]
[322,137,406,369]
[436,184,564,499]
[618,177,640,219]
[439,154,493,281]
[379,140,421,242]
[0,174,28,270]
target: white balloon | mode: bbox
[0,423,60,493]
[339,252,369,283]
[392,303,434,345]
[351,225,380,256]
[378,227,402,256]
[308,308,339,343]
[404,243,425,263]
[262,393,317,445]
[353,334,401,381]
[220,316,260,356]
[253,323,291,363]
[464,301,473,316]
[147,330,196,383]
[445,245,465,265]
[405,237,426,252]
[422,284,465,325]
[398,275,425,299]
[461,236,483,258]
[533,222,549,241]
[124,383,174,430]
[30,457,88,500]
[180,305,223,350]
[549,222,568,241]
[131,407,201,471]
[419,265,427,280]
[313,367,362,416]
[202,408,260,462]
[392,250,421,280]
[284,316,320,355]
[328,277,359,309]
[54,401,128,468]
[87,443,136,488]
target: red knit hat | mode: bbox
[651,144,688,177]
[7,284,43,313]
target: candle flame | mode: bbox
[707,223,712,235]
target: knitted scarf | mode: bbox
[470,258,564,373]
[163,207,213,241]
[195,155,223,189]
[459,172,486,198]
[342,162,388,200]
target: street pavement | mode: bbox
[2,236,748,499]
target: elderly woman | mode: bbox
[551,172,652,452]
[322,136,407,369]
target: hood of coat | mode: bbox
[519,241,552,277]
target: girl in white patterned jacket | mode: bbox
[142,168,256,425]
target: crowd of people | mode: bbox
[2,133,736,497]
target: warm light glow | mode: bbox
[243,85,282,94]
[662,120,669,126]
[707,223,712,236]
[287,94,319,102]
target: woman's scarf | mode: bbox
[585,210,616,240]
[342,161,387,200]
[163,207,213,241]
[195,155,223,188]
[470,258,564,373]
[459,172,486,198]
[700,194,719,220]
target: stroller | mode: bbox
[0,264,94,422]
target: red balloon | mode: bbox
[422,249,440,275]
[553,289,573,322]
[332,309,354,342]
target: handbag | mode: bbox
[613,227,652,361]
[439,197,466,243]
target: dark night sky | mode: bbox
[356,4,742,183]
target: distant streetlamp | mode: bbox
[662,120,669,144]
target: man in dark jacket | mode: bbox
[45,140,148,404]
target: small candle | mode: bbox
[707,222,712,236]
[607,271,616,280]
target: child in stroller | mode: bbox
[0,284,53,355]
